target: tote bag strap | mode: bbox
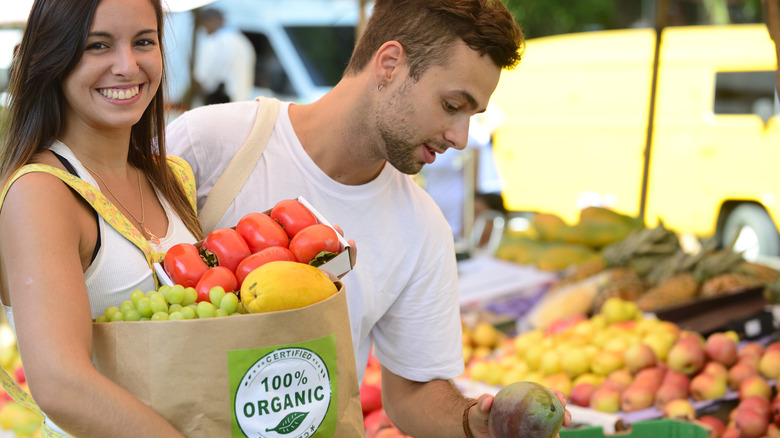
[1,158,198,267]
[1,164,156,266]
[198,96,281,234]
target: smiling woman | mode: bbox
[0,0,204,436]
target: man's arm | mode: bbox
[381,366,572,438]
[381,366,480,437]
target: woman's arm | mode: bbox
[0,173,184,438]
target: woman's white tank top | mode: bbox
[3,141,197,326]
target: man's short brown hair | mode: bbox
[344,0,524,80]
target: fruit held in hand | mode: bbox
[488,381,564,438]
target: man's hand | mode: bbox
[467,388,572,437]
[332,224,356,278]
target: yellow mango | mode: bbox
[240,261,338,313]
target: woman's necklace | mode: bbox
[82,163,161,245]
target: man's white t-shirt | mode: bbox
[166,100,464,384]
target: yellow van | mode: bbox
[491,24,779,260]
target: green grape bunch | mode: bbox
[95,285,244,323]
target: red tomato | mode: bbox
[235,246,297,286]
[195,266,238,302]
[163,243,209,287]
[235,212,290,253]
[270,199,318,239]
[201,228,251,273]
[289,224,340,265]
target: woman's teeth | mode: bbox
[99,85,139,100]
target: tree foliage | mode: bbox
[503,0,619,39]
[503,0,765,40]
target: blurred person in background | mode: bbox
[0,0,202,435]
[167,0,570,436]
[190,7,256,106]
[423,110,507,254]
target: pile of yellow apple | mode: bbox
[461,321,508,367]
[464,297,780,437]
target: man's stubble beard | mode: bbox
[375,79,428,175]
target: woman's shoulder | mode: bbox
[2,168,85,230]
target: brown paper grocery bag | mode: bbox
[92,283,363,438]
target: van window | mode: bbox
[284,26,355,87]
[713,70,778,122]
[243,31,294,96]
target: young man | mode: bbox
[167,0,570,436]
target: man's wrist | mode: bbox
[463,399,479,438]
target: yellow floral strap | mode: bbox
[0,367,71,437]
[0,156,197,267]
[166,155,198,215]
[0,164,155,267]
[0,368,40,414]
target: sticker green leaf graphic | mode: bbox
[265,412,309,434]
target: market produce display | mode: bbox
[496,208,780,330]
[495,207,644,271]
[461,297,780,437]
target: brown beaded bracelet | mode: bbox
[463,399,479,438]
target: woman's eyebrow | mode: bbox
[88,29,157,38]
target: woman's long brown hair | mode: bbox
[0,0,204,241]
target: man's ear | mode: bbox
[373,41,404,87]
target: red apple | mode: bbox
[701,361,729,381]
[620,383,655,412]
[623,343,657,375]
[765,342,780,354]
[655,382,689,411]
[364,408,391,434]
[569,382,598,408]
[690,372,727,401]
[739,375,772,401]
[739,342,765,361]
[603,369,633,392]
[705,332,738,366]
[632,366,665,392]
[662,370,691,389]
[729,361,759,391]
[663,398,697,420]
[361,383,383,415]
[590,385,621,413]
[698,415,727,438]
[759,350,780,380]
[738,395,772,419]
[666,338,706,376]
[735,406,769,438]
[13,367,25,384]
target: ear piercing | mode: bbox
[378,81,384,91]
